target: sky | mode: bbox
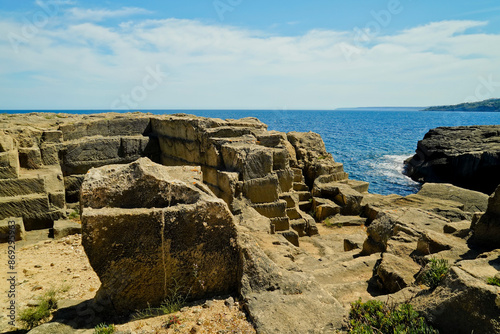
[1,0,500,110]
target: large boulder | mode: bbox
[472,184,500,248]
[81,158,239,313]
[412,267,500,334]
[361,208,451,255]
[418,183,489,213]
[405,125,500,194]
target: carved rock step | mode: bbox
[338,179,369,193]
[296,190,311,202]
[290,219,307,237]
[293,182,309,192]
[278,230,299,247]
[298,201,312,212]
[286,207,301,220]
[279,192,298,208]
[251,200,287,219]
[271,217,290,232]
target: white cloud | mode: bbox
[0,14,499,109]
[66,7,152,22]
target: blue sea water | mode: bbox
[6,109,500,196]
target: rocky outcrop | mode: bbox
[81,158,239,313]
[472,184,500,248]
[417,183,489,212]
[0,112,359,246]
[412,267,500,334]
[405,125,500,194]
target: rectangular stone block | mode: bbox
[0,133,15,152]
[42,130,63,143]
[217,171,239,206]
[121,136,159,158]
[49,192,66,209]
[243,175,279,204]
[19,147,43,169]
[0,217,25,242]
[271,217,289,231]
[53,219,81,239]
[0,194,50,221]
[276,168,293,193]
[40,143,60,165]
[221,143,273,181]
[272,147,289,170]
[0,151,19,179]
[0,178,45,197]
[108,117,151,136]
[151,118,200,142]
[251,200,287,219]
[62,137,121,163]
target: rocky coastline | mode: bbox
[404,125,500,194]
[1,112,499,333]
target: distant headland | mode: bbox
[424,98,500,111]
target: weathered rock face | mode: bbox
[1,112,358,245]
[412,267,500,334]
[472,184,500,248]
[405,125,500,194]
[81,158,239,313]
[417,183,489,213]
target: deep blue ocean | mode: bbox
[6,109,500,196]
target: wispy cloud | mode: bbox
[66,7,153,22]
[0,12,499,109]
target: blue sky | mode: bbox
[1,0,500,109]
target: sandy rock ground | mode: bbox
[0,232,256,333]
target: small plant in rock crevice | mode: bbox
[19,288,59,330]
[421,258,450,289]
[162,315,182,329]
[94,323,116,334]
[487,276,500,287]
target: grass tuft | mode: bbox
[94,323,115,334]
[421,258,450,289]
[19,288,59,330]
[487,276,500,287]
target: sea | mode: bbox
[5,109,500,196]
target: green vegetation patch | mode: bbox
[348,299,439,334]
[421,258,450,289]
[487,276,500,287]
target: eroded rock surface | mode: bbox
[405,125,500,194]
[81,158,239,313]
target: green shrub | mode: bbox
[348,299,439,334]
[94,323,115,334]
[19,289,59,329]
[487,277,500,287]
[421,258,450,289]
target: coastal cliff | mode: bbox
[1,113,499,334]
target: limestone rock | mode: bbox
[412,267,500,334]
[374,253,420,293]
[53,219,81,239]
[472,184,500,248]
[361,208,450,255]
[313,181,363,215]
[405,125,500,194]
[418,183,489,212]
[81,158,239,313]
[287,131,346,186]
[238,231,347,333]
[0,217,25,242]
